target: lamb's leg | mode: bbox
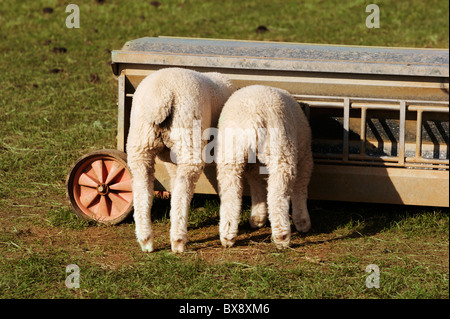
[292,154,313,233]
[266,164,296,249]
[244,163,267,228]
[218,163,245,248]
[169,163,203,253]
[128,149,157,252]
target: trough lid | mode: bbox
[111,37,449,77]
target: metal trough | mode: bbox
[111,36,449,207]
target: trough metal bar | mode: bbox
[300,102,448,112]
[117,73,126,152]
[291,94,347,101]
[298,101,344,108]
[405,156,449,165]
[360,107,367,156]
[315,151,449,164]
[407,105,449,112]
[352,103,400,110]
[292,95,448,113]
[416,110,423,158]
[398,101,406,165]
[291,94,449,106]
[316,151,449,166]
[314,158,449,169]
[343,98,350,161]
[407,101,449,106]
[349,154,400,162]
[292,94,449,105]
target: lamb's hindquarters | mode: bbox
[217,85,313,249]
[127,68,236,253]
[128,129,205,253]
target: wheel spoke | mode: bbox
[108,192,130,214]
[105,162,125,185]
[79,188,99,208]
[79,173,99,188]
[109,179,132,192]
[91,160,105,183]
[95,195,109,217]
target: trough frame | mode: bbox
[112,37,449,207]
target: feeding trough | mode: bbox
[66,37,449,224]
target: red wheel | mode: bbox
[66,150,133,225]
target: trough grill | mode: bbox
[296,94,449,170]
[111,37,449,207]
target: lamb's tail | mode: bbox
[143,87,174,126]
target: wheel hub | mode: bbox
[97,183,109,195]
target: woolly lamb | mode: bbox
[216,85,313,249]
[127,68,235,253]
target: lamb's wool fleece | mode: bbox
[216,85,313,249]
[127,67,235,253]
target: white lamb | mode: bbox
[127,67,235,253]
[216,85,313,249]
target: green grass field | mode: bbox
[0,0,448,300]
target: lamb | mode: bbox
[216,85,313,249]
[127,67,236,253]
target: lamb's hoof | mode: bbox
[249,215,267,229]
[294,218,311,233]
[220,236,236,248]
[272,233,290,250]
[171,239,186,253]
[138,237,154,253]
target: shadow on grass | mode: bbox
[307,200,448,236]
[117,192,448,249]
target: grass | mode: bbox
[0,0,449,300]
[1,196,448,299]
